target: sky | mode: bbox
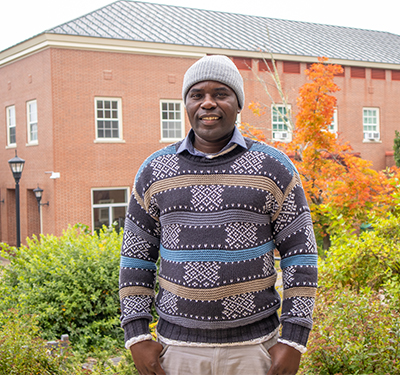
[2,0,400,52]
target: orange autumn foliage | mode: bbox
[245,57,400,243]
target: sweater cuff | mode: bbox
[123,318,151,343]
[277,338,307,354]
[280,322,310,347]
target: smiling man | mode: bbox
[119,55,318,375]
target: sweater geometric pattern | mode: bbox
[120,138,318,347]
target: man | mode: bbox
[119,55,318,375]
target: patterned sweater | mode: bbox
[119,137,318,348]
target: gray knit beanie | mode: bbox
[182,55,245,109]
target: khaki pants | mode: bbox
[159,333,278,375]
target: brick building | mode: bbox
[1,1,400,245]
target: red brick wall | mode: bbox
[0,49,54,244]
[1,48,400,242]
[49,49,197,235]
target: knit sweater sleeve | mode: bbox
[271,155,318,348]
[119,157,162,344]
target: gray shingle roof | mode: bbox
[47,0,400,65]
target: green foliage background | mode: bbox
[300,214,400,374]
[395,130,400,168]
[0,224,124,354]
[1,216,400,373]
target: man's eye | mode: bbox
[216,92,227,97]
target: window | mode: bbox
[95,98,122,141]
[27,100,38,144]
[160,100,185,142]
[363,108,380,141]
[232,57,252,70]
[6,106,16,147]
[371,68,386,80]
[392,70,400,81]
[351,67,366,78]
[283,61,300,74]
[258,59,274,72]
[271,105,291,141]
[92,188,129,233]
[329,109,338,134]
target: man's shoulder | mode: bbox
[135,143,179,184]
[246,140,298,177]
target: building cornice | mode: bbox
[1,33,400,70]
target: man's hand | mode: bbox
[129,340,166,375]
[266,342,302,375]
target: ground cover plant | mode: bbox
[0,309,80,375]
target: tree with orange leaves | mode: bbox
[247,57,400,249]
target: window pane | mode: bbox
[96,99,120,139]
[160,101,183,140]
[93,207,110,231]
[112,206,127,230]
[29,102,37,122]
[10,128,16,144]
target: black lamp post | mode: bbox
[33,186,49,211]
[8,152,25,247]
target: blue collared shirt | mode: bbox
[176,127,247,159]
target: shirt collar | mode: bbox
[177,127,247,159]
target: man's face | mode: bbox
[185,80,240,154]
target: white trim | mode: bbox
[26,99,38,145]
[160,100,185,142]
[271,104,292,142]
[125,334,154,349]
[329,108,338,134]
[94,97,123,142]
[362,107,380,141]
[91,187,129,232]
[3,34,400,70]
[277,338,307,354]
[6,105,16,147]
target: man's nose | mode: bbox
[200,94,217,109]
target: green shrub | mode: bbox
[300,287,400,375]
[0,310,81,375]
[0,224,124,354]
[394,130,400,168]
[319,214,400,296]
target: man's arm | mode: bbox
[271,165,318,365]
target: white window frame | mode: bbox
[6,105,16,147]
[362,107,380,142]
[271,104,292,142]
[91,187,129,232]
[236,112,242,125]
[27,100,38,145]
[160,100,185,142]
[94,97,124,143]
[329,109,338,134]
